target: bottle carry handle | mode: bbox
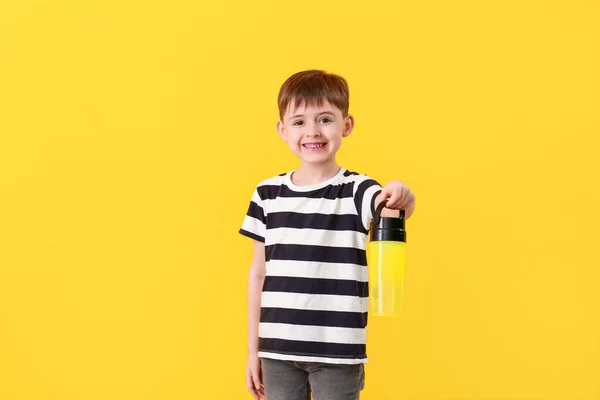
[373,198,405,226]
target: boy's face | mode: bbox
[276,100,354,166]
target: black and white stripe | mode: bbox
[240,167,382,364]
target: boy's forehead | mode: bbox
[286,99,340,117]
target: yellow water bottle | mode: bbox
[369,199,407,317]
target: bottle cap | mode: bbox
[370,199,406,242]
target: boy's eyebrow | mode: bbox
[287,110,336,121]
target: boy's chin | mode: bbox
[291,147,337,165]
[298,155,334,165]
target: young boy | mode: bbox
[239,70,415,400]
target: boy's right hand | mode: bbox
[246,353,265,399]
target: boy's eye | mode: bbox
[292,117,331,125]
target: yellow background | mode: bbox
[1,0,598,399]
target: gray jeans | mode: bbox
[260,358,365,400]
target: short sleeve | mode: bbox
[239,188,267,242]
[353,176,382,231]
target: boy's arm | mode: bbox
[247,240,266,354]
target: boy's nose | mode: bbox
[305,124,321,137]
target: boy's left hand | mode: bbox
[376,180,416,218]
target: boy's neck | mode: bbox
[291,161,341,186]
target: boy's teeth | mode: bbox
[304,143,325,149]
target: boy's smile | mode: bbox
[302,141,327,150]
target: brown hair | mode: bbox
[277,70,349,121]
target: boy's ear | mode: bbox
[277,120,288,142]
[342,114,355,138]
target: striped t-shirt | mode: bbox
[239,167,382,364]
